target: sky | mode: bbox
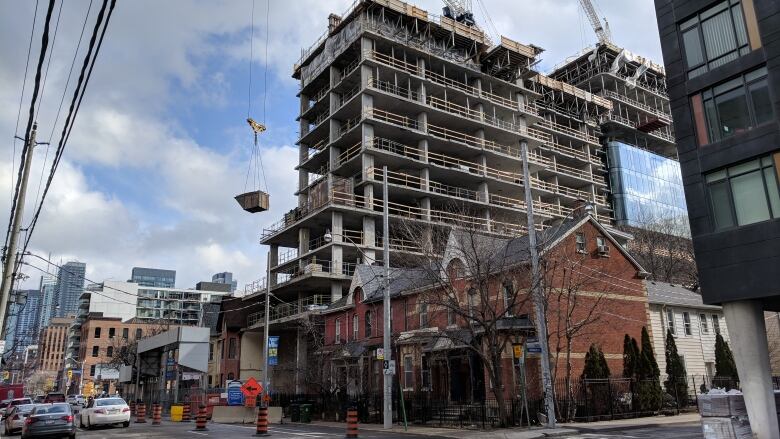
[0,0,663,292]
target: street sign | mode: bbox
[382,360,395,375]
[227,380,244,406]
[241,377,262,397]
[67,370,72,379]
[268,336,279,366]
[376,348,384,360]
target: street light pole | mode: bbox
[261,252,271,405]
[382,165,392,429]
[520,141,556,429]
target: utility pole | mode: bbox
[261,253,271,405]
[0,123,38,340]
[382,165,392,429]
[520,141,556,429]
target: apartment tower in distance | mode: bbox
[654,0,780,436]
[54,261,86,319]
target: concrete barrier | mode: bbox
[210,406,283,424]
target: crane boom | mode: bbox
[579,0,611,44]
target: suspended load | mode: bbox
[235,117,270,213]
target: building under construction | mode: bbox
[236,0,684,393]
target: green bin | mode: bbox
[299,404,312,423]
[289,403,300,422]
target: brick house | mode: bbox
[321,213,650,401]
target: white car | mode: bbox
[3,403,35,435]
[67,395,86,406]
[80,397,130,429]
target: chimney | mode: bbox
[572,198,593,219]
[328,14,342,33]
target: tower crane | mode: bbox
[442,0,475,26]
[579,0,612,44]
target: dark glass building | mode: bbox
[54,261,86,318]
[130,267,176,288]
[655,0,780,434]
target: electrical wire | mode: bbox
[34,0,64,119]
[246,0,255,118]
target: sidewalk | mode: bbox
[305,413,700,438]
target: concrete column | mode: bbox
[475,128,485,149]
[331,211,343,275]
[299,146,309,206]
[269,245,279,287]
[418,139,428,163]
[329,65,339,88]
[298,228,310,269]
[722,300,779,438]
[472,102,484,122]
[420,168,430,192]
[329,118,339,145]
[329,140,341,173]
[331,282,343,302]
[417,111,427,132]
[420,197,431,222]
[417,58,426,102]
[360,36,373,57]
[295,327,308,394]
[478,181,489,204]
[361,64,373,89]
[362,216,377,263]
[361,93,374,114]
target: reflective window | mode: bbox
[680,0,751,78]
[705,153,780,230]
[701,67,771,143]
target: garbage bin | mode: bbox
[300,404,312,423]
[290,403,301,422]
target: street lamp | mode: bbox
[323,165,392,429]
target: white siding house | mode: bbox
[646,281,730,380]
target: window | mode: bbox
[352,314,359,340]
[94,327,101,339]
[365,311,372,338]
[107,346,113,357]
[208,375,213,386]
[705,154,780,230]
[421,355,431,390]
[227,373,234,381]
[575,233,586,253]
[92,346,99,357]
[666,309,676,335]
[108,328,116,338]
[90,365,96,377]
[335,318,342,344]
[712,315,721,334]
[502,282,514,317]
[683,312,692,336]
[209,343,214,361]
[122,328,128,339]
[403,356,414,389]
[680,0,751,78]
[468,288,477,321]
[700,313,710,333]
[700,67,771,143]
[228,338,237,359]
[135,328,142,339]
[447,307,455,326]
[419,302,428,327]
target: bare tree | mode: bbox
[619,209,696,288]
[106,320,170,368]
[397,205,536,426]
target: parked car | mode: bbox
[33,395,44,404]
[80,397,130,429]
[43,392,66,403]
[66,395,86,406]
[3,403,35,435]
[0,398,31,417]
[0,400,10,416]
[21,403,76,439]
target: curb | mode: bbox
[569,420,700,434]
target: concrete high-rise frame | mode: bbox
[252,0,617,394]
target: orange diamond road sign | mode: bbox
[241,377,262,397]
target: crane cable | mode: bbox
[243,0,269,194]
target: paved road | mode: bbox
[57,420,449,439]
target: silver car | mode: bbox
[3,403,35,435]
[21,403,76,439]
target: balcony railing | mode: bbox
[536,119,599,145]
[599,90,671,122]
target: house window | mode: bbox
[468,288,476,322]
[419,302,428,328]
[683,312,692,336]
[209,343,214,361]
[208,375,213,386]
[122,328,129,339]
[335,318,342,344]
[365,311,372,338]
[666,309,676,335]
[228,338,237,359]
[502,282,514,317]
[92,346,99,357]
[228,373,234,381]
[90,365,96,377]
[700,313,709,333]
[403,355,414,389]
[712,315,721,334]
[421,355,431,390]
[680,0,751,78]
[108,328,116,338]
[352,314,359,340]
[107,346,114,357]
[705,154,780,230]
[94,327,101,339]
[699,67,771,143]
[575,233,586,253]
[135,328,142,339]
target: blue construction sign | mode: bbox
[268,336,279,366]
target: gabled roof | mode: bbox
[645,280,720,310]
[348,265,436,304]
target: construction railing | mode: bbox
[536,119,600,145]
[599,90,671,122]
